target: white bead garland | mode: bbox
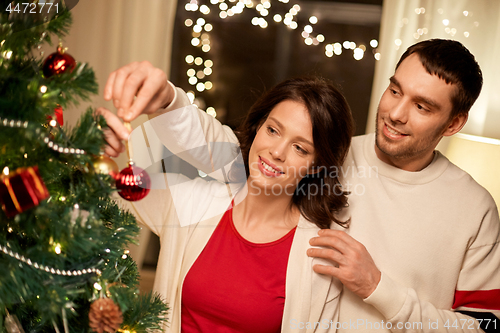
[0,116,86,155]
[0,244,101,276]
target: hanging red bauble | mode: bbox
[53,105,64,125]
[46,104,64,126]
[43,47,76,78]
[115,162,150,201]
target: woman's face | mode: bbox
[247,100,316,197]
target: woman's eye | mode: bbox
[267,126,277,134]
[294,145,308,155]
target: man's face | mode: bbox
[375,53,459,171]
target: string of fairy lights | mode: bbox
[393,7,478,51]
[181,1,479,119]
[182,0,381,118]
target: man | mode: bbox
[100,39,499,332]
[305,39,500,333]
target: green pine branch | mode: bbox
[0,1,168,331]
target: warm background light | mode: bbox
[443,133,500,208]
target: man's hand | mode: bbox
[103,61,174,122]
[307,229,381,299]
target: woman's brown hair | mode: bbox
[235,77,354,229]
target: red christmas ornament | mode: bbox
[43,47,76,78]
[115,162,150,201]
[53,105,64,125]
[0,166,50,218]
[46,105,64,126]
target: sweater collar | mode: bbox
[363,133,450,185]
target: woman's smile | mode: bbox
[258,156,284,177]
[247,99,316,195]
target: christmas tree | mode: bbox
[0,1,168,332]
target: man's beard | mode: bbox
[374,110,446,161]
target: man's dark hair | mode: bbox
[235,77,354,229]
[396,39,483,118]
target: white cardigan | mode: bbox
[119,84,342,332]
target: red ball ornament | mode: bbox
[43,47,76,78]
[53,105,64,126]
[115,162,150,201]
[46,104,64,126]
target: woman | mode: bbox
[102,74,354,332]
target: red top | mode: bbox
[181,206,296,333]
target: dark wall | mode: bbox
[170,0,382,135]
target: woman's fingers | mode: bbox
[104,62,139,107]
[95,108,130,157]
[112,62,141,111]
[103,71,116,102]
[102,129,124,157]
[117,63,150,119]
[138,81,172,117]
[97,107,130,140]
[124,67,168,121]
[103,61,172,122]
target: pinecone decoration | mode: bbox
[89,298,123,333]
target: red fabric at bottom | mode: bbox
[181,207,296,333]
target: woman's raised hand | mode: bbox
[98,61,175,157]
[96,107,128,157]
[104,61,174,122]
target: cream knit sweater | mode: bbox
[336,133,500,332]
